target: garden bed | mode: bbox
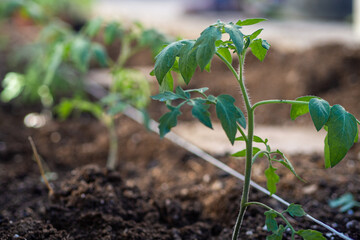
[1,43,360,239]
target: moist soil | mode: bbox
[1,44,360,239]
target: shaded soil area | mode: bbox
[1,43,360,239]
[1,104,360,239]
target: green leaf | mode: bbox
[266,225,285,240]
[70,37,91,72]
[84,18,102,38]
[194,26,222,70]
[324,133,331,168]
[274,150,303,182]
[44,43,64,85]
[297,230,326,240]
[235,136,246,142]
[160,71,174,92]
[290,96,318,120]
[309,98,330,131]
[104,22,122,45]
[155,41,184,84]
[250,39,270,62]
[217,47,232,64]
[250,29,263,40]
[224,23,244,54]
[236,18,267,26]
[1,72,25,102]
[175,86,190,99]
[108,102,127,116]
[91,43,109,67]
[326,105,358,167]
[179,40,197,84]
[158,106,181,138]
[265,165,280,195]
[286,203,306,217]
[329,193,354,209]
[190,99,212,129]
[56,98,103,120]
[232,147,260,157]
[264,210,278,233]
[216,94,241,144]
[151,91,181,101]
[236,107,246,129]
[253,135,265,143]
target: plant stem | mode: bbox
[28,136,54,196]
[252,99,309,111]
[245,201,296,233]
[232,54,254,240]
[105,115,119,170]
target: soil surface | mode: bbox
[1,44,360,239]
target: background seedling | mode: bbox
[152,18,359,239]
[56,19,167,170]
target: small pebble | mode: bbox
[245,230,253,235]
[331,223,338,228]
[346,220,355,229]
[347,209,354,215]
[203,174,211,183]
[211,180,223,191]
[81,193,86,199]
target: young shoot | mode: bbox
[151,18,359,239]
[57,69,150,170]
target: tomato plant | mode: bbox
[55,19,167,170]
[151,18,360,239]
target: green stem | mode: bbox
[232,54,254,240]
[252,150,269,165]
[105,115,118,170]
[245,201,296,233]
[237,125,247,142]
[252,100,309,111]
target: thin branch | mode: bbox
[28,136,54,196]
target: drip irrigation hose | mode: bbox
[85,82,353,240]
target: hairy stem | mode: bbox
[252,99,309,111]
[232,54,254,240]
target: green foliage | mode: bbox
[0,0,92,24]
[325,105,358,167]
[216,94,245,144]
[1,72,25,102]
[286,203,306,217]
[264,210,278,232]
[111,69,150,109]
[309,98,330,131]
[158,106,182,138]
[265,165,280,196]
[297,230,326,240]
[290,96,318,120]
[151,18,357,240]
[329,193,360,212]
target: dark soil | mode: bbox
[1,44,360,239]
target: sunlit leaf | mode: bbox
[194,26,222,70]
[265,165,279,195]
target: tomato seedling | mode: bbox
[56,19,166,170]
[152,18,359,239]
[57,69,150,170]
